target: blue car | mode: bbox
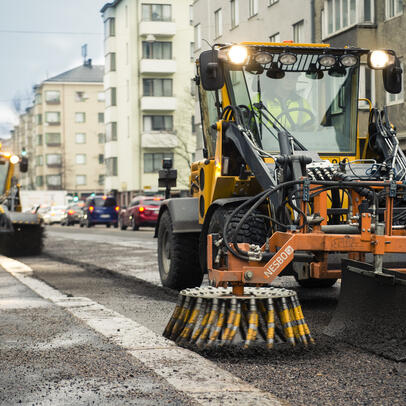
[80,195,119,228]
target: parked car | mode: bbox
[80,195,119,228]
[42,205,66,225]
[61,203,83,226]
[119,196,163,230]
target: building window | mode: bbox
[293,20,304,42]
[143,79,172,97]
[75,91,88,102]
[323,0,374,38]
[269,32,280,42]
[36,114,42,125]
[98,92,105,102]
[35,93,42,105]
[75,133,86,144]
[76,154,86,165]
[98,174,105,185]
[35,155,43,166]
[106,88,117,106]
[189,4,193,24]
[98,133,106,144]
[143,115,173,131]
[359,65,375,109]
[106,52,116,72]
[386,62,404,105]
[105,157,118,176]
[249,0,258,17]
[45,90,60,104]
[231,0,239,28]
[144,152,174,173]
[214,8,223,38]
[45,111,60,125]
[46,174,61,187]
[194,24,201,50]
[386,0,403,19]
[45,132,61,146]
[75,112,86,123]
[37,134,43,146]
[46,154,62,167]
[104,18,115,38]
[76,175,86,186]
[36,176,43,187]
[98,154,104,164]
[106,122,117,142]
[142,41,172,59]
[98,112,104,123]
[141,4,171,21]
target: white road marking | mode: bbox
[0,256,284,406]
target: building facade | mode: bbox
[28,62,106,195]
[192,0,313,158]
[101,0,195,206]
[314,0,406,147]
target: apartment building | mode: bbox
[30,62,106,194]
[314,0,406,147]
[192,0,313,157]
[101,0,195,205]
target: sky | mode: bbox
[0,0,107,140]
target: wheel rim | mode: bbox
[161,229,171,276]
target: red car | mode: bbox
[119,196,163,230]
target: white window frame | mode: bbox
[386,62,404,106]
[269,32,280,43]
[46,153,61,166]
[46,175,61,186]
[76,154,86,165]
[45,111,60,124]
[358,64,375,109]
[97,92,105,102]
[231,0,239,29]
[75,133,86,144]
[75,112,86,123]
[385,0,404,20]
[322,0,375,39]
[249,0,258,17]
[292,20,304,42]
[76,175,86,186]
[214,8,223,38]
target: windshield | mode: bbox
[93,197,117,207]
[228,63,359,154]
[0,161,9,195]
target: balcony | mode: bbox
[139,21,176,37]
[142,132,177,148]
[141,97,176,111]
[140,59,176,74]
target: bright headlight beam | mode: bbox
[369,50,390,69]
[228,46,248,64]
[10,155,19,164]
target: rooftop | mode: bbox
[100,0,122,13]
[45,63,104,83]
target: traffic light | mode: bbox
[73,193,79,202]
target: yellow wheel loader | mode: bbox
[0,148,44,256]
[157,42,406,358]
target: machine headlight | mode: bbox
[340,54,358,67]
[368,50,395,69]
[318,54,337,67]
[10,155,19,164]
[254,52,273,64]
[278,52,297,65]
[228,45,248,64]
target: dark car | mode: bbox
[80,195,119,228]
[119,196,162,230]
[61,203,84,226]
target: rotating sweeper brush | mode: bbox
[164,287,313,349]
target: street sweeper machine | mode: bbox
[156,41,406,358]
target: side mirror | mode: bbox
[19,156,28,173]
[199,50,224,91]
[383,58,403,94]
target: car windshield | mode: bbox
[228,60,359,154]
[93,197,117,207]
[0,161,9,195]
[143,199,162,206]
[51,206,65,211]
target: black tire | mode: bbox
[113,222,118,229]
[86,218,92,228]
[131,217,139,231]
[200,205,269,274]
[80,221,84,228]
[294,275,337,288]
[106,224,111,228]
[158,210,202,290]
[119,218,127,230]
[0,224,44,257]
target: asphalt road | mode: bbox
[1,224,405,405]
